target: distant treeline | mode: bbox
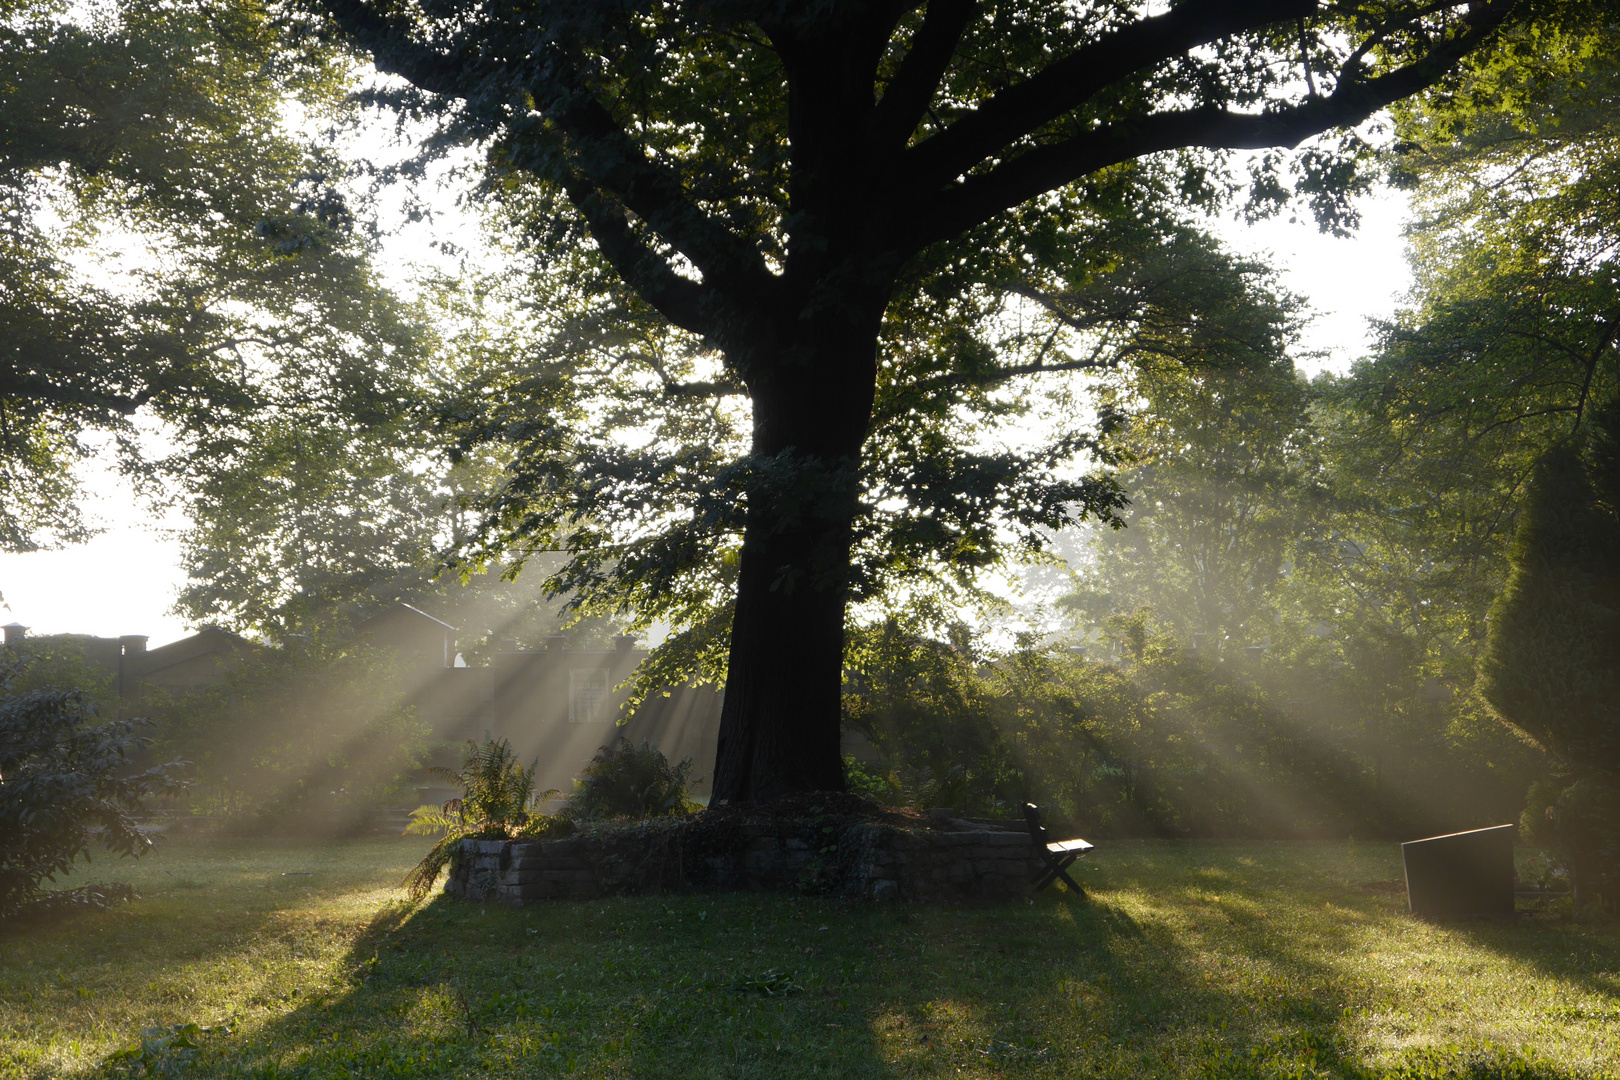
[842,614,1537,840]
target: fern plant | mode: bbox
[567,739,700,821]
[402,739,571,901]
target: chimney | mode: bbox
[2,622,27,648]
[613,634,636,653]
[545,635,567,653]
[117,635,148,701]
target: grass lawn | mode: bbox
[1,834,1617,1079]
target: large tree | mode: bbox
[1479,402,1620,900]
[1063,277,1322,650]
[1,0,424,551]
[323,0,1528,801]
[1327,5,1620,634]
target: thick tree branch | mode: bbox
[910,352,1121,395]
[546,90,779,304]
[903,0,1315,189]
[907,0,1517,248]
[322,0,774,314]
[0,369,155,416]
[870,0,978,152]
[662,379,748,398]
[557,170,716,339]
[318,0,488,109]
[1009,281,1220,334]
[631,345,747,399]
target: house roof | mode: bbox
[357,602,458,633]
[139,626,261,674]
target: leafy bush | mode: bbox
[1,637,118,708]
[841,618,1021,817]
[1547,780,1620,906]
[402,739,572,900]
[842,756,906,805]
[566,739,698,821]
[0,656,185,920]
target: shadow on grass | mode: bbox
[185,877,1607,1080]
[186,890,905,1079]
[1032,845,1609,1080]
[53,836,1591,1079]
[1444,915,1620,1007]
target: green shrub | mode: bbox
[566,739,698,821]
[841,618,1021,817]
[842,755,906,805]
[0,656,185,920]
[401,738,572,900]
[1549,780,1620,905]
[843,612,1385,836]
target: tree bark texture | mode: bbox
[711,508,856,800]
[711,295,885,802]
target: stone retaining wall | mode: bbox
[446,818,1046,904]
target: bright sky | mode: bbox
[0,165,1414,648]
[1215,184,1413,377]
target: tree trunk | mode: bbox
[709,294,884,803]
[710,506,856,800]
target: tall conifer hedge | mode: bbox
[1481,400,1620,903]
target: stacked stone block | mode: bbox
[444,819,1047,905]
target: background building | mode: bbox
[1,610,724,801]
[356,603,723,798]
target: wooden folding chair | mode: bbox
[1023,802,1094,895]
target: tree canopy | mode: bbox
[0,0,425,551]
[1333,4,1620,597]
[317,0,1532,801]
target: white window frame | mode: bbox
[569,668,610,724]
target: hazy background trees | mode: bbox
[0,0,427,553]
[874,6,1619,839]
[5,0,1616,840]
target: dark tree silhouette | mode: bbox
[1481,400,1620,901]
[320,0,1525,801]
